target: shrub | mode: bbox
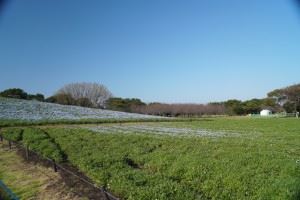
[45,93,76,106]
[76,97,93,107]
[0,88,28,99]
[22,128,64,162]
[1,128,23,142]
[27,93,45,101]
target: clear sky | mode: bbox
[0,0,300,103]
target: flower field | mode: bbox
[0,97,160,121]
[85,124,240,138]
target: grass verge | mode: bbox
[0,142,83,200]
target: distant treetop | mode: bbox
[55,82,113,108]
[0,88,44,101]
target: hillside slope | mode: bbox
[0,97,160,121]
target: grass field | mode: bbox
[1,117,300,199]
[0,143,83,200]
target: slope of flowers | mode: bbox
[0,97,161,121]
[86,124,237,138]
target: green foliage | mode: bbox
[46,94,96,108]
[27,93,45,101]
[224,98,280,115]
[44,118,300,200]
[283,102,296,113]
[46,128,202,199]
[224,99,244,115]
[0,88,44,102]
[0,127,66,163]
[76,97,93,107]
[0,142,56,199]
[46,93,76,105]
[268,83,300,112]
[268,83,300,101]
[1,128,23,142]
[267,88,282,98]
[106,97,146,112]
[22,128,64,162]
[44,96,56,103]
[0,118,182,128]
[242,99,262,114]
[0,88,28,99]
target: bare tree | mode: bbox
[56,82,112,108]
[132,103,225,117]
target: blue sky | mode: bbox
[0,0,300,103]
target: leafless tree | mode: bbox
[56,82,112,108]
[132,103,225,117]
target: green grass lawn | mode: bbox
[1,117,300,199]
[0,142,85,200]
[0,143,54,200]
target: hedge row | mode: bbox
[1,128,23,142]
[0,127,64,162]
[22,128,65,162]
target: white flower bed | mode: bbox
[86,124,238,138]
[0,98,161,121]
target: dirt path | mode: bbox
[0,143,84,200]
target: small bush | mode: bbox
[0,88,28,99]
[1,128,23,142]
[22,128,64,162]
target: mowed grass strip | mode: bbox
[0,143,82,200]
[44,118,300,200]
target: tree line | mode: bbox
[131,103,225,117]
[267,83,300,113]
[0,83,112,108]
[106,98,278,117]
[1,82,299,117]
[0,88,45,101]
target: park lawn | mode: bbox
[42,117,300,200]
